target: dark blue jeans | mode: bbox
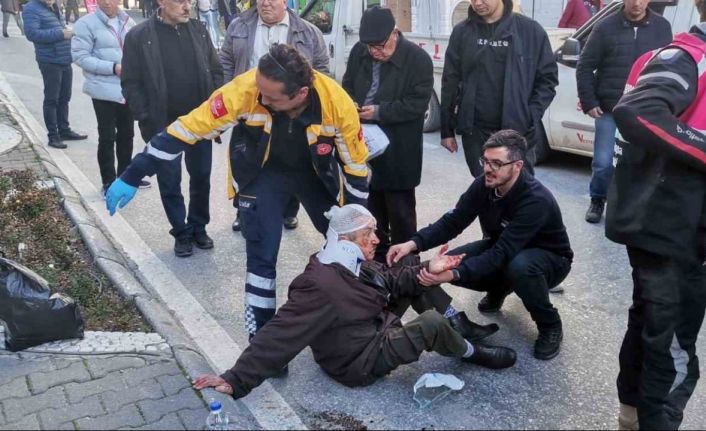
[38,62,72,140]
[589,113,617,199]
[156,139,212,239]
[238,166,334,334]
[450,239,571,330]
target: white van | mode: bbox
[298,0,573,133]
[540,0,700,160]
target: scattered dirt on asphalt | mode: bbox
[307,410,369,430]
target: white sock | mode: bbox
[462,340,475,358]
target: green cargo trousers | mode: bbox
[371,309,468,377]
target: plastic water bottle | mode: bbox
[206,399,228,430]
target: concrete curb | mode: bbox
[0,76,260,429]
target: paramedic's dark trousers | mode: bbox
[238,166,335,335]
[618,246,706,430]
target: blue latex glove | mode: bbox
[105,179,137,216]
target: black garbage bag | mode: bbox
[0,257,84,352]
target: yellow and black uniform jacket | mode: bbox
[121,69,370,206]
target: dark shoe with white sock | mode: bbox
[585,197,605,224]
[478,292,507,313]
[462,344,517,369]
[534,325,563,360]
[448,311,499,342]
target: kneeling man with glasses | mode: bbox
[388,130,573,360]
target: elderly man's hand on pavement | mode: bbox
[417,267,454,287]
[105,179,137,216]
[428,244,465,274]
[193,375,234,395]
[387,240,418,266]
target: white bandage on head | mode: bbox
[324,204,375,236]
[317,204,376,276]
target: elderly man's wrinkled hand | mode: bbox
[193,375,234,395]
[428,244,465,274]
[105,179,137,216]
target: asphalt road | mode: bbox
[2,16,705,429]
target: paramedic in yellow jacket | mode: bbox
[106,44,369,337]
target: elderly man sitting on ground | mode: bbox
[193,204,516,399]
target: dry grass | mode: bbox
[0,169,150,332]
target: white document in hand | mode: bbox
[362,124,390,160]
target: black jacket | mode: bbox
[121,15,223,142]
[342,35,433,191]
[576,7,671,113]
[440,0,558,150]
[412,170,573,284]
[607,25,706,263]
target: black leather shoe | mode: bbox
[60,130,88,141]
[462,344,517,369]
[478,293,507,313]
[232,213,241,232]
[174,237,193,257]
[283,216,298,230]
[534,326,563,360]
[193,232,214,250]
[448,311,499,342]
[48,136,67,149]
[585,198,605,224]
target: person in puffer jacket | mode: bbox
[24,0,87,148]
[72,0,138,195]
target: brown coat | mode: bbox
[1,0,20,14]
[220,255,425,399]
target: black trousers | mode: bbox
[368,188,417,263]
[618,246,706,430]
[156,140,212,239]
[461,127,536,177]
[38,62,72,140]
[450,239,570,330]
[65,4,79,23]
[91,99,134,187]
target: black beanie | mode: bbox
[359,6,396,44]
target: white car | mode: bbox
[539,0,700,161]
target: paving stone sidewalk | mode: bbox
[0,328,222,430]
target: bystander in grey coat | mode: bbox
[1,0,24,36]
[219,6,329,81]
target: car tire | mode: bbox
[423,92,441,133]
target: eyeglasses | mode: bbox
[479,156,518,171]
[367,32,393,51]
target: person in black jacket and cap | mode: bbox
[342,6,433,262]
[439,0,558,178]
